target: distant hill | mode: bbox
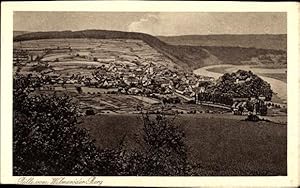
[158,34,287,51]
[13,30,286,70]
[200,46,285,65]
[13,31,30,37]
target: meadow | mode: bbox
[260,73,287,83]
[79,113,287,176]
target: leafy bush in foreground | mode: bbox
[13,75,122,175]
[123,112,194,176]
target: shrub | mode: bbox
[127,112,194,176]
[245,114,260,122]
[86,109,95,116]
[76,86,82,94]
[14,94,100,175]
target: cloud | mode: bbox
[127,13,215,36]
[127,14,160,34]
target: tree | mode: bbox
[13,75,121,175]
[126,111,194,176]
[86,109,95,116]
[209,70,273,101]
[76,86,82,94]
[260,104,268,116]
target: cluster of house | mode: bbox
[231,96,268,115]
[19,58,215,104]
[14,41,217,102]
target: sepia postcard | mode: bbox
[1,1,299,187]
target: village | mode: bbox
[13,39,284,118]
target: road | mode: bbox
[198,102,232,110]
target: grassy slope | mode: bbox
[13,30,208,70]
[79,114,287,176]
[14,30,286,69]
[200,46,286,65]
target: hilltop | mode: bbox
[14,30,286,69]
[13,31,30,37]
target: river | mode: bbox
[193,64,287,104]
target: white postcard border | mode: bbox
[1,1,299,187]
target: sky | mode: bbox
[14,12,287,36]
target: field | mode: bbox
[74,91,232,115]
[206,66,233,74]
[250,64,287,69]
[79,113,287,176]
[260,73,287,83]
[14,38,176,69]
[14,38,182,81]
[76,94,161,114]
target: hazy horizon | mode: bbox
[13,29,287,37]
[14,12,287,36]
